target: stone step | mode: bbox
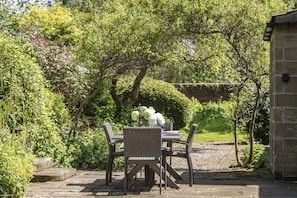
[32,167,77,182]
[33,157,53,172]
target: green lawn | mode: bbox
[194,131,248,142]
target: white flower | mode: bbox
[138,106,147,113]
[131,110,139,121]
[148,114,157,127]
[155,113,165,126]
[143,108,155,120]
[131,105,165,127]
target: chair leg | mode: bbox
[159,158,162,194]
[186,155,193,187]
[164,157,167,189]
[109,157,114,183]
[124,160,128,194]
[105,156,112,185]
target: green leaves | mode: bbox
[0,133,35,197]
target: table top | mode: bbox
[113,130,182,141]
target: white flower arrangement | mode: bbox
[131,105,165,127]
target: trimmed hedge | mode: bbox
[118,76,192,128]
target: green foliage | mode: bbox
[17,3,80,44]
[28,36,87,115]
[84,81,117,123]
[234,83,270,145]
[253,91,269,145]
[70,128,124,169]
[0,132,36,197]
[117,76,193,128]
[191,100,234,134]
[0,33,73,167]
[15,3,88,116]
[243,143,269,169]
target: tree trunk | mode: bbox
[124,66,148,108]
[244,80,261,165]
[68,79,103,140]
[111,66,148,118]
[233,84,244,167]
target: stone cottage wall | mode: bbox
[270,24,297,179]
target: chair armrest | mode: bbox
[171,139,188,146]
[114,139,123,144]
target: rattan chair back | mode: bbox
[123,127,163,194]
[123,127,162,159]
[103,122,115,145]
[186,124,198,152]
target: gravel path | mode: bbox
[171,142,246,171]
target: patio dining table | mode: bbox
[112,130,183,189]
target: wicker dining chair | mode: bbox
[166,124,198,187]
[123,127,165,194]
[103,122,124,185]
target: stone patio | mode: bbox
[25,168,297,197]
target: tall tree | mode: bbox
[178,0,288,166]
[72,0,185,125]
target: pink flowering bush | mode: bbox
[30,35,87,114]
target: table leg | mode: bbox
[127,164,144,180]
[145,165,155,185]
[149,164,179,189]
[165,162,183,180]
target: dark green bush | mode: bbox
[240,85,270,145]
[242,143,269,169]
[117,76,193,128]
[70,127,124,169]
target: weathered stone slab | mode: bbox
[32,167,77,182]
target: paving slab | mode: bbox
[31,167,77,182]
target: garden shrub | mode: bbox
[242,142,269,169]
[70,127,124,170]
[239,84,270,145]
[17,2,80,44]
[117,76,193,128]
[0,33,73,167]
[191,100,234,133]
[16,3,87,117]
[0,133,36,197]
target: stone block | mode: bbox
[284,108,297,122]
[270,107,284,122]
[275,47,284,61]
[272,156,285,179]
[269,121,275,137]
[274,93,297,107]
[284,26,297,34]
[284,77,297,92]
[284,139,297,154]
[284,31,297,46]
[270,75,284,93]
[33,157,53,172]
[275,123,297,138]
[32,167,77,182]
[285,47,297,60]
[274,28,285,47]
[275,61,297,75]
[282,155,297,179]
[270,137,284,156]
